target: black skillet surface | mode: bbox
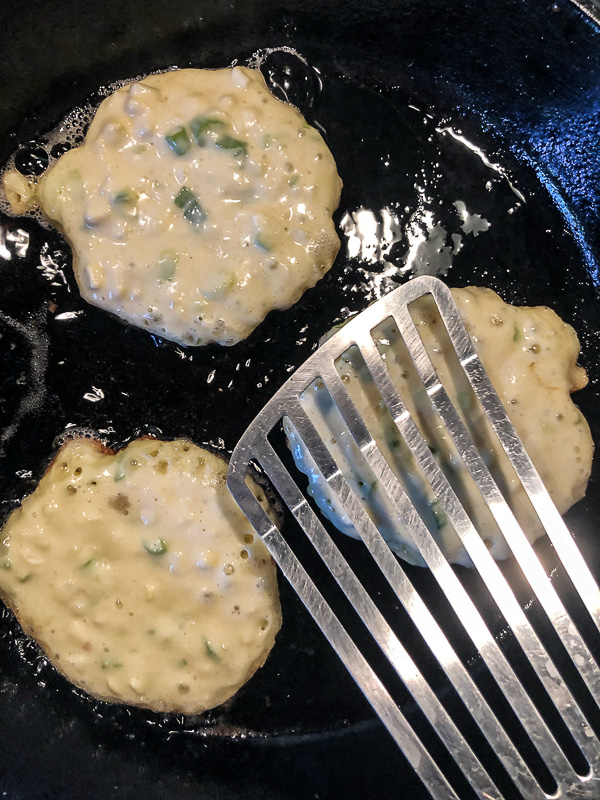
[0,1,600,798]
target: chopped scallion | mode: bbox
[201,273,236,299]
[112,189,138,205]
[429,499,448,531]
[204,639,220,661]
[165,126,191,156]
[190,116,226,145]
[513,325,522,342]
[158,250,179,281]
[101,659,123,670]
[143,538,168,556]
[254,233,271,252]
[457,390,472,411]
[174,187,206,227]
[216,135,247,158]
[183,199,206,226]
[174,186,195,209]
[113,454,127,482]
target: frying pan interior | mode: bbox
[0,1,599,798]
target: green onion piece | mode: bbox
[204,639,221,661]
[143,538,168,556]
[201,273,236,300]
[183,199,207,226]
[158,250,179,281]
[101,659,123,670]
[113,453,127,482]
[254,233,271,253]
[165,126,191,156]
[112,189,138,205]
[288,174,299,186]
[174,187,206,227]
[429,499,448,531]
[66,169,85,202]
[80,558,96,570]
[216,135,247,158]
[457,390,472,411]
[190,116,226,145]
[174,186,195,209]
[513,325,522,342]
[262,133,285,149]
[1,559,11,571]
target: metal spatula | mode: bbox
[226,275,600,800]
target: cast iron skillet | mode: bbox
[0,1,599,797]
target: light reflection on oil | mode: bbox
[436,126,526,203]
[37,242,68,287]
[340,198,491,297]
[336,127,535,301]
[0,226,30,260]
[336,124,525,301]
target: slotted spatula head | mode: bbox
[227,275,600,800]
